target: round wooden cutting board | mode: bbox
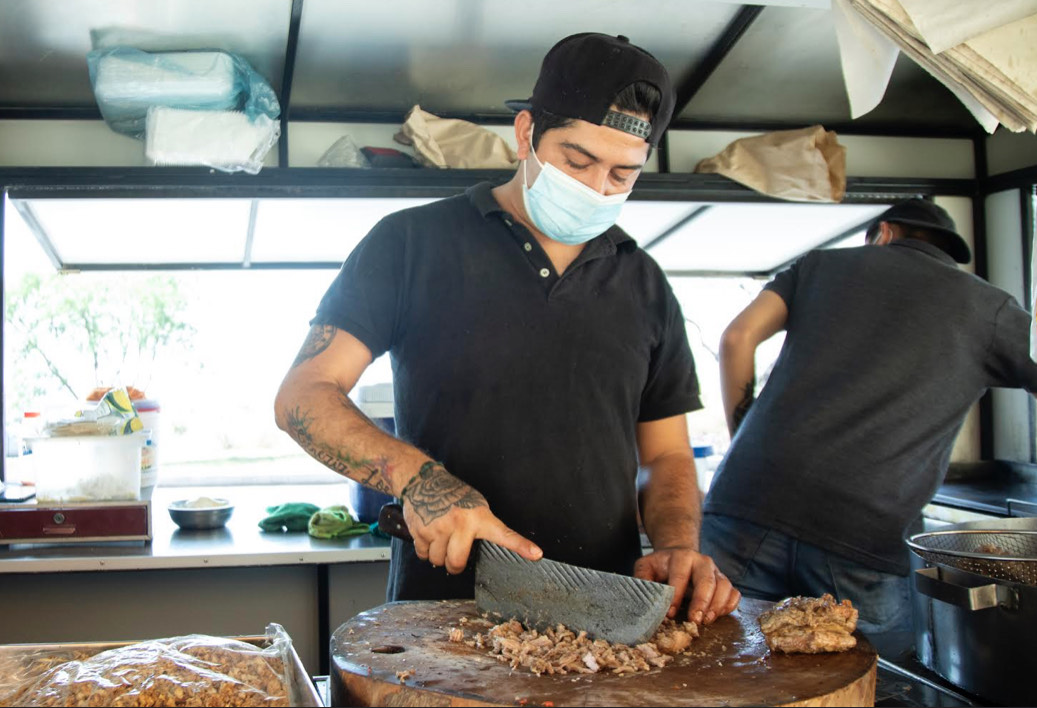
[330,598,876,707]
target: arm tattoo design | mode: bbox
[400,461,487,525]
[283,405,395,495]
[731,381,755,433]
[291,325,337,368]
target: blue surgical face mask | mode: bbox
[521,132,631,245]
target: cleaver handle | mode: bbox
[377,502,413,542]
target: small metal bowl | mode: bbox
[168,498,234,530]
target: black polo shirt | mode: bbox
[313,182,701,600]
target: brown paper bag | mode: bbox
[694,125,847,202]
[395,105,518,169]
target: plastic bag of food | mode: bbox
[86,47,281,173]
[43,387,144,437]
[86,47,280,138]
[0,624,297,707]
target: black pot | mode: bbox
[910,517,1037,706]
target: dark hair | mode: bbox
[530,80,663,150]
[901,226,962,257]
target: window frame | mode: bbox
[0,166,978,477]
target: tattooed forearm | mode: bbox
[359,468,395,495]
[400,461,487,525]
[284,405,395,495]
[731,381,755,433]
[291,325,337,368]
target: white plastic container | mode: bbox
[133,399,161,494]
[30,434,146,503]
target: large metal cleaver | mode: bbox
[377,503,674,645]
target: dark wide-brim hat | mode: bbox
[872,198,972,264]
[505,33,675,148]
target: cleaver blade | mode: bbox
[474,540,674,646]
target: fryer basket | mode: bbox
[907,529,1037,585]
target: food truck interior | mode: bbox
[1,1,1035,706]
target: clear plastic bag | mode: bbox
[87,47,279,137]
[317,135,371,168]
[145,107,279,174]
[0,624,297,707]
[86,47,281,173]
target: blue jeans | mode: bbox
[700,513,913,659]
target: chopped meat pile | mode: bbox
[976,543,1008,556]
[4,636,289,707]
[450,617,699,676]
[758,594,858,654]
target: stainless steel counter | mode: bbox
[0,483,391,573]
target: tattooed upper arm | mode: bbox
[292,324,338,368]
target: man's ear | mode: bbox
[514,110,533,161]
[874,221,896,246]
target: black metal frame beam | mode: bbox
[243,199,260,267]
[0,108,983,142]
[0,167,975,203]
[0,193,4,465]
[668,118,982,140]
[278,0,305,168]
[983,164,1037,195]
[971,135,994,460]
[642,205,712,252]
[1022,186,1036,463]
[664,269,772,279]
[8,200,60,270]
[671,5,764,117]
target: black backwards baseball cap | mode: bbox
[505,33,676,147]
[869,198,972,264]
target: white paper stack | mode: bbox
[836,0,1037,133]
[145,107,279,174]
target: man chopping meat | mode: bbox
[701,199,1037,656]
[275,33,740,626]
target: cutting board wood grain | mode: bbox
[330,598,876,707]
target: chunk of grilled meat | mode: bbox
[758,593,858,654]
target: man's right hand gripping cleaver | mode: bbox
[376,502,674,645]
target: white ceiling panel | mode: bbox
[679,5,975,128]
[681,6,853,123]
[616,201,706,247]
[25,198,253,265]
[250,197,436,263]
[0,0,291,106]
[290,0,742,113]
[0,0,981,132]
[647,202,888,272]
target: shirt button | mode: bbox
[524,243,532,252]
[539,268,550,278]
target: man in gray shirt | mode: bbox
[701,198,1037,657]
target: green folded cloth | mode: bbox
[308,505,371,539]
[259,503,321,532]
